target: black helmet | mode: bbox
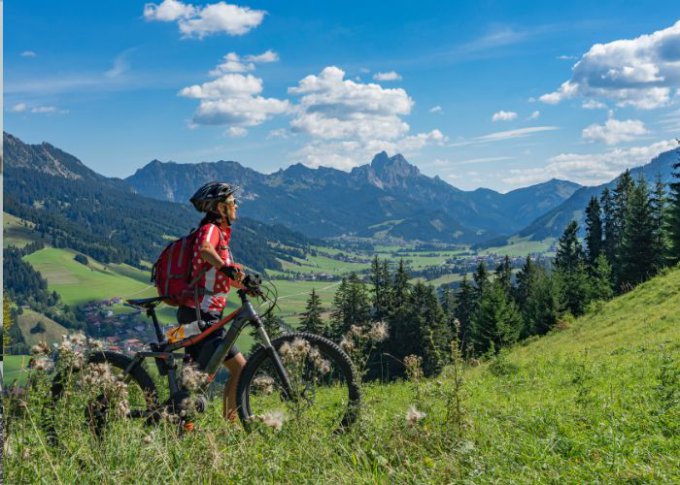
[190,181,239,213]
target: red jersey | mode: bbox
[187,223,234,313]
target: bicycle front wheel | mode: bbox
[237,332,360,433]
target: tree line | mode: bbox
[292,155,680,379]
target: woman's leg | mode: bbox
[223,352,247,421]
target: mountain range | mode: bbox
[2,132,312,272]
[125,152,581,243]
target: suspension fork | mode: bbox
[252,313,295,401]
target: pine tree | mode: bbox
[453,275,475,352]
[601,187,616,264]
[495,255,513,295]
[471,280,522,355]
[300,288,325,334]
[554,221,584,271]
[668,145,680,264]
[522,268,562,336]
[611,170,635,281]
[330,272,371,339]
[650,175,668,270]
[584,196,603,268]
[590,254,614,301]
[620,177,657,286]
[473,261,489,300]
[554,221,591,316]
[392,259,410,308]
[369,256,390,321]
[409,282,453,376]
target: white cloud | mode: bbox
[209,51,278,75]
[582,99,607,110]
[20,51,37,58]
[529,110,540,120]
[475,126,558,143]
[209,53,254,75]
[226,126,247,137]
[557,55,577,60]
[503,139,677,186]
[10,103,27,112]
[144,0,266,38]
[105,51,132,78]
[540,20,680,109]
[287,67,447,170]
[492,110,518,122]
[143,0,196,21]
[31,106,59,113]
[244,50,278,63]
[448,156,514,166]
[180,58,289,133]
[582,118,648,145]
[373,71,402,81]
[289,66,414,141]
[429,105,443,113]
[267,128,290,139]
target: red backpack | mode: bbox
[151,226,228,306]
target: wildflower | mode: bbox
[404,354,424,381]
[309,347,331,375]
[405,405,426,426]
[181,364,209,392]
[349,325,365,338]
[256,411,285,431]
[89,339,104,350]
[116,399,130,418]
[81,363,114,387]
[340,336,355,353]
[31,342,51,357]
[70,332,87,346]
[30,358,54,372]
[368,321,389,343]
[58,336,73,355]
[21,447,32,460]
[143,435,153,444]
[252,376,275,395]
[280,338,311,364]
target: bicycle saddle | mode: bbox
[126,296,165,309]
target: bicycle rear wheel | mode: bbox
[48,351,158,443]
[236,332,360,433]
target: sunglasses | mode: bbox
[225,198,238,207]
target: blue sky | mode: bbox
[5,1,680,191]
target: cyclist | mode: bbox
[179,181,246,422]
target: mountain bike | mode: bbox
[47,275,360,441]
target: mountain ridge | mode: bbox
[125,151,582,243]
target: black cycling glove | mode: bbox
[219,265,240,279]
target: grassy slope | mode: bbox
[6,267,679,482]
[23,247,158,307]
[3,211,41,248]
[17,308,68,347]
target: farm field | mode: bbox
[479,236,556,257]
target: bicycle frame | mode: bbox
[126,288,294,407]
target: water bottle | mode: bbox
[166,320,204,343]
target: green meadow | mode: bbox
[3,211,42,248]
[6,266,679,483]
[23,247,158,307]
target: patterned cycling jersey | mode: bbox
[187,223,234,313]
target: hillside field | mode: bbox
[6,266,679,482]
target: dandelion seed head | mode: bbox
[405,405,426,426]
[368,321,389,342]
[340,336,355,352]
[256,410,285,431]
[181,364,209,392]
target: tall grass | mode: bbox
[5,268,680,483]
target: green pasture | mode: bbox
[479,236,556,257]
[23,248,158,307]
[4,354,31,386]
[17,308,69,347]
